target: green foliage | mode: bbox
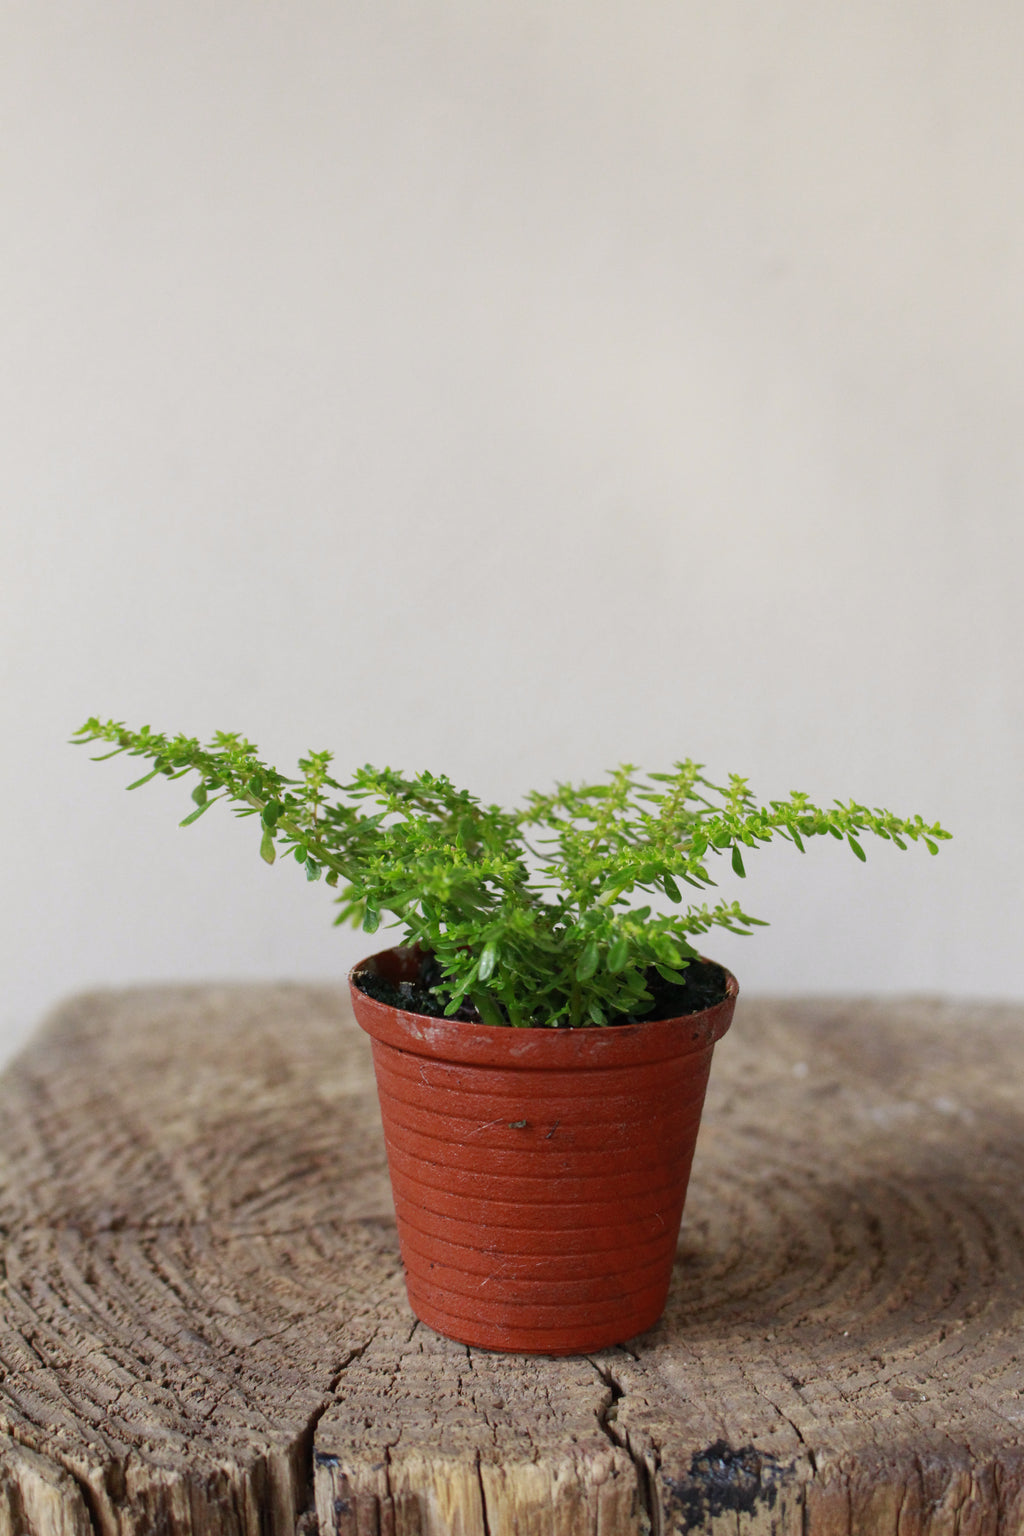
[72,718,952,1029]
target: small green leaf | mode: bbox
[179,801,212,827]
[191,783,208,806]
[471,991,504,1025]
[663,872,682,903]
[654,963,685,985]
[587,1000,606,1025]
[731,845,746,878]
[847,834,867,862]
[924,836,938,855]
[478,942,498,981]
[305,858,321,881]
[576,941,599,981]
[362,905,380,933]
[608,936,629,972]
[260,829,276,865]
[790,826,805,853]
[126,768,162,790]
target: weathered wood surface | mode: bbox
[1,985,1023,1536]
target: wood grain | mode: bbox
[1,985,1023,1534]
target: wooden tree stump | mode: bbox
[1,984,1023,1536]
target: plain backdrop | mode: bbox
[2,2,1022,1065]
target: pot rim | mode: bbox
[349,944,738,1069]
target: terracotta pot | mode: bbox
[350,945,737,1355]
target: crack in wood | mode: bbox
[292,1326,381,1535]
[588,1356,659,1535]
[474,1450,492,1536]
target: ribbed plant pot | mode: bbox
[350,946,738,1355]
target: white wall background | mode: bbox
[3,1,1022,1064]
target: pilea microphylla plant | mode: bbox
[73,718,951,1030]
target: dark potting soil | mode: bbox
[352,950,729,1028]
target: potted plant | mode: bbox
[74,718,950,1355]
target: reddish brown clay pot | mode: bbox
[350,946,737,1355]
